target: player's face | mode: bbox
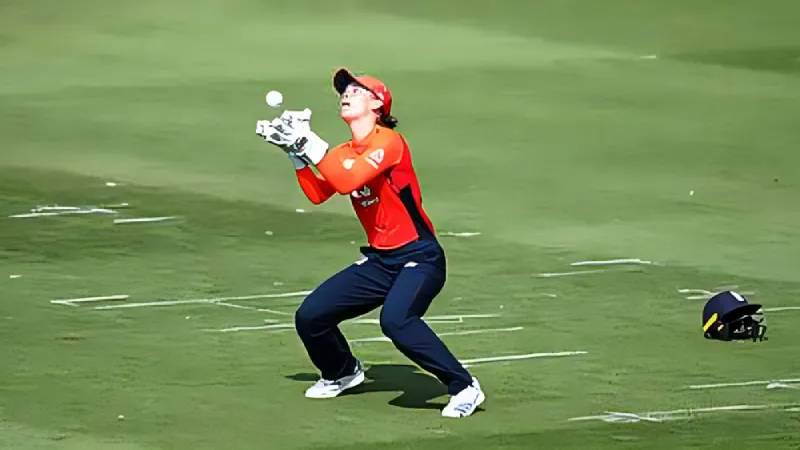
[339,84,382,121]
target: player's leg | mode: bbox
[378,250,485,417]
[294,257,392,398]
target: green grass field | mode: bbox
[2,1,800,448]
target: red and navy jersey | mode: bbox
[294,125,436,250]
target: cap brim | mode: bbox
[334,68,360,94]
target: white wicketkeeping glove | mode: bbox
[255,108,329,167]
[291,130,329,166]
[255,116,308,169]
[255,118,296,148]
[279,108,312,134]
[276,108,329,165]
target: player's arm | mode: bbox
[295,166,336,205]
[314,137,403,194]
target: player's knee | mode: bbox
[294,300,320,332]
[379,311,408,341]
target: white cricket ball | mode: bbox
[265,90,283,108]
[689,190,695,196]
[118,415,125,420]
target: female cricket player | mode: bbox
[255,68,485,418]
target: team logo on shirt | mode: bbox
[351,185,379,207]
[366,148,384,169]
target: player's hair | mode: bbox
[379,113,398,129]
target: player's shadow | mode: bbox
[286,364,448,410]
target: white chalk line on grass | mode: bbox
[258,308,293,316]
[114,216,175,224]
[92,291,312,310]
[427,314,500,320]
[537,258,660,278]
[351,314,500,326]
[571,258,658,267]
[569,403,800,423]
[536,268,626,278]
[678,289,713,294]
[34,206,81,211]
[51,295,129,307]
[215,302,259,311]
[600,412,663,423]
[10,208,117,218]
[768,383,800,390]
[209,323,295,333]
[764,306,800,312]
[686,378,800,390]
[352,326,524,343]
[95,298,209,309]
[460,351,587,368]
[361,350,587,370]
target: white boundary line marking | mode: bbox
[687,378,800,390]
[439,231,481,237]
[767,383,800,390]
[215,302,258,311]
[34,206,82,211]
[678,289,713,294]
[95,299,210,309]
[352,326,524,343]
[10,208,116,218]
[764,306,800,312]
[51,295,129,307]
[571,258,656,266]
[460,351,587,368]
[427,314,500,320]
[209,323,295,333]
[569,403,800,423]
[114,216,175,224]
[603,411,663,423]
[351,314,500,326]
[536,269,621,278]
[50,301,81,307]
[92,291,311,310]
[257,308,293,316]
[351,319,380,325]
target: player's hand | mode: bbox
[278,108,312,134]
[255,110,329,166]
[292,130,329,166]
[255,118,309,170]
[274,108,329,165]
[255,118,296,148]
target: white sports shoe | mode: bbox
[304,360,365,399]
[441,377,485,418]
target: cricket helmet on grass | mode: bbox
[702,291,766,342]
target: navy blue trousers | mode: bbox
[294,240,473,395]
